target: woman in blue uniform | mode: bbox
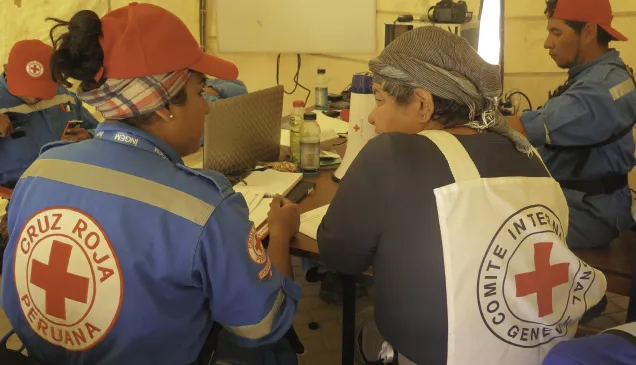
[1,4,301,365]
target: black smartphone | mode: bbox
[286,181,316,204]
[62,120,82,138]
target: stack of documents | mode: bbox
[320,150,341,170]
[298,204,329,240]
[233,169,303,229]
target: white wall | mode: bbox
[1,0,484,116]
[208,0,482,114]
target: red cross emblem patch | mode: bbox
[477,205,601,348]
[515,242,570,318]
[14,207,123,350]
[25,61,44,78]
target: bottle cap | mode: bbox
[303,112,317,120]
[293,100,305,107]
[351,73,373,94]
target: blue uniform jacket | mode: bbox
[542,332,636,365]
[0,73,99,188]
[0,122,300,365]
[203,79,247,103]
[520,50,636,234]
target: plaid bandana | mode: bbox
[370,26,533,156]
[78,70,191,120]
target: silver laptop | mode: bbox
[203,85,284,175]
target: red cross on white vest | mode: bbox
[515,241,570,318]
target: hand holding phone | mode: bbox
[62,120,91,141]
[0,114,14,138]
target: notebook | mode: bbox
[233,169,303,229]
[298,204,330,240]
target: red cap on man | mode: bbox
[6,40,58,100]
[552,0,627,41]
[97,2,239,80]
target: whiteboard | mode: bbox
[215,0,377,54]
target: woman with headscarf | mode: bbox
[317,26,607,365]
[0,4,301,365]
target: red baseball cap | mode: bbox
[553,0,627,41]
[98,2,239,80]
[6,40,58,100]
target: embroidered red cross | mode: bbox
[353,124,360,132]
[30,240,90,320]
[29,64,41,75]
[515,242,569,318]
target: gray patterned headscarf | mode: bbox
[369,26,532,156]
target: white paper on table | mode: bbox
[320,150,340,159]
[299,204,329,240]
[233,170,303,229]
[237,170,302,197]
[237,190,266,213]
[314,110,349,135]
[233,186,270,228]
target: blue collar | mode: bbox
[0,73,24,107]
[568,49,623,79]
[95,122,184,164]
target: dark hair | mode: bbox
[47,10,105,91]
[46,10,189,127]
[430,95,473,127]
[545,0,613,47]
[383,81,473,127]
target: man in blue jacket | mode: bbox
[508,0,636,250]
[0,39,99,189]
[0,39,99,271]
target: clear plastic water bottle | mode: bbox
[315,69,329,111]
[300,112,321,177]
[290,100,305,165]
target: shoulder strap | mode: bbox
[0,94,75,115]
[419,130,481,182]
[531,147,552,177]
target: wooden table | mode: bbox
[280,165,358,365]
[289,169,339,258]
[184,141,357,365]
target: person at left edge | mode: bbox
[0,40,98,273]
[0,39,98,190]
[0,4,300,365]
